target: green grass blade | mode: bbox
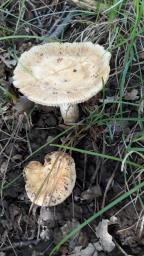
[50,144,143,169]
[14,0,26,33]
[0,35,49,41]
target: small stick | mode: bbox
[0,239,40,252]
[49,11,74,39]
[47,6,69,36]
[114,239,133,256]
[27,0,42,27]
[43,8,76,41]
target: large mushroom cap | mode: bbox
[24,151,76,207]
[13,42,111,106]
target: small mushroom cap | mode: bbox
[24,152,76,206]
[13,42,111,106]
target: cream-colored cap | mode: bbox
[71,0,96,10]
[13,42,111,106]
[24,152,76,206]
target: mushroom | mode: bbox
[71,0,109,11]
[71,0,97,10]
[13,42,111,124]
[24,151,76,207]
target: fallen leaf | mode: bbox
[81,185,102,200]
[124,89,139,101]
[95,219,115,252]
[69,243,98,256]
[99,95,118,103]
[0,53,16,68]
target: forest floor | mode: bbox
[0,1,144,256]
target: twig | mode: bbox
[101,162,119,209]
[114,238,133,256]
[47,6,69,36]
[44,9,76,41]
[50,11,74,39]
[0,239,40,252]
[27,0,42,27]
[6,235,18,256]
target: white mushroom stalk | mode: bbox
[60,104,79,124]
[13,42,111,124]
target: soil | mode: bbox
[0,1,144,256]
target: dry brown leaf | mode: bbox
[69,243,98,256]
[0,53,16,68]
[95,219,115,252]
[81,185,102,200]
[124,89,139,101]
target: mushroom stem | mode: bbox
[60,104,79,124]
